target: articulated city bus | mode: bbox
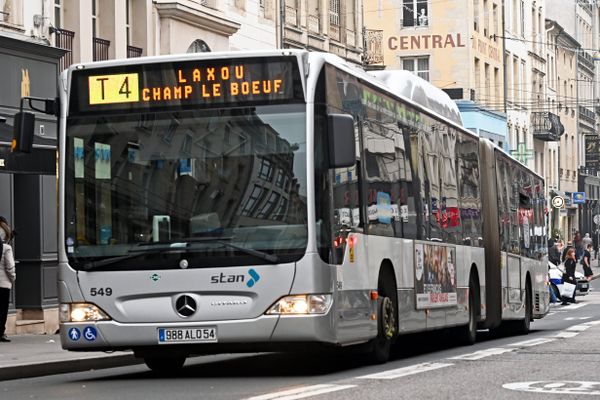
[50,50,549,371]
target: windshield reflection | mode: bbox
[65,104,307,269]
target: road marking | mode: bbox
[555,331,579,338]
[563,303,588,310]
[567,324,591,332]
[449,347,515,360]
[583,320,600,326]
[357,362,453,380]
[508,338,556,347]
[565,316,591,320]
[244,384,357,400]
[504,381,600,395]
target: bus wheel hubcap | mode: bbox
[381,297,395,339]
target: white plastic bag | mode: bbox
[562,282,576,299]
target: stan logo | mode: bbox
[210,268,261,287]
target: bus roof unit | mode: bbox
[369,70,463,127]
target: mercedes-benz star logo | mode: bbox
[175,295,197,318]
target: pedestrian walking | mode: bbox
[549,240,561,266]
[561,241,574,263]
[574,231,584,261]
[582,233,593,249]
[0,218,15,342]
[582,243,594,281]
[561,248,577,305]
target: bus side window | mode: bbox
[361,119,396,238]
[458,133,482,247]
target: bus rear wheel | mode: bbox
[456,276,478,345]
[144,356,187,372]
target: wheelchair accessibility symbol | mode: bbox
[83,326,98,342]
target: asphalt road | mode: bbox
[2,283,600,400]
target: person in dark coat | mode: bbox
[582,244,594,280]
[561,242,574,263]
[562,248,577,305]
[549,241,561,265]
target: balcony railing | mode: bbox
[531,112,564,141]
[93,37,110,61]
[579,105,595,123]
[52,27,75,71]
[363,28,384,66]
[127,45,143,58]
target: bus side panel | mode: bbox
[327,234,378,344]
[445,245,486,327]
[396,239,427,334]
[478,141,502,329]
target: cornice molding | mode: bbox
[155,1,240,37]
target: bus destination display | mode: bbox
[74,58,300,114]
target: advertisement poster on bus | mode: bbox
[414,243,457,309]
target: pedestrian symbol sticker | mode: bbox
[68,327,81,341]
[83,326,98,341]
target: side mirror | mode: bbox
[327,113,355,169]
[12,111,35,153]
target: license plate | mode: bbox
[158,327,217,344]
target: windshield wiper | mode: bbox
[181,237,279,264]
[80,244,191,271]
[80,237,279,271]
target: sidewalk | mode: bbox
[0,335,139,380]
[1,260,599,381]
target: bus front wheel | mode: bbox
[365,272,398,364]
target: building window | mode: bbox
[54,0,61,28]
[493,3,498,40]
[402,57,429,81]
[257,192,280,218]
[92,0,98,38]
[330,0,340,26]
[520,0,525,37]
[474,57,480,99]
[473,0,479,32]
[125,0,131,45]
[242,185,265,216]
[258,158,274,182]
[483,0,489,37]
[403,0,428,27]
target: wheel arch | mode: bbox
[378,259,398,331]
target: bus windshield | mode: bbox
[64,104,307,270]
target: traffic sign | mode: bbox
[551,196,564,208]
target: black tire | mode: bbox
[144,356,186,372]
[366,272,398,364]
[456,276,477,345]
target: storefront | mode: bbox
[0,33,64,333]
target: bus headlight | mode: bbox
[266,294,332,315]
[59,303,111,322]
